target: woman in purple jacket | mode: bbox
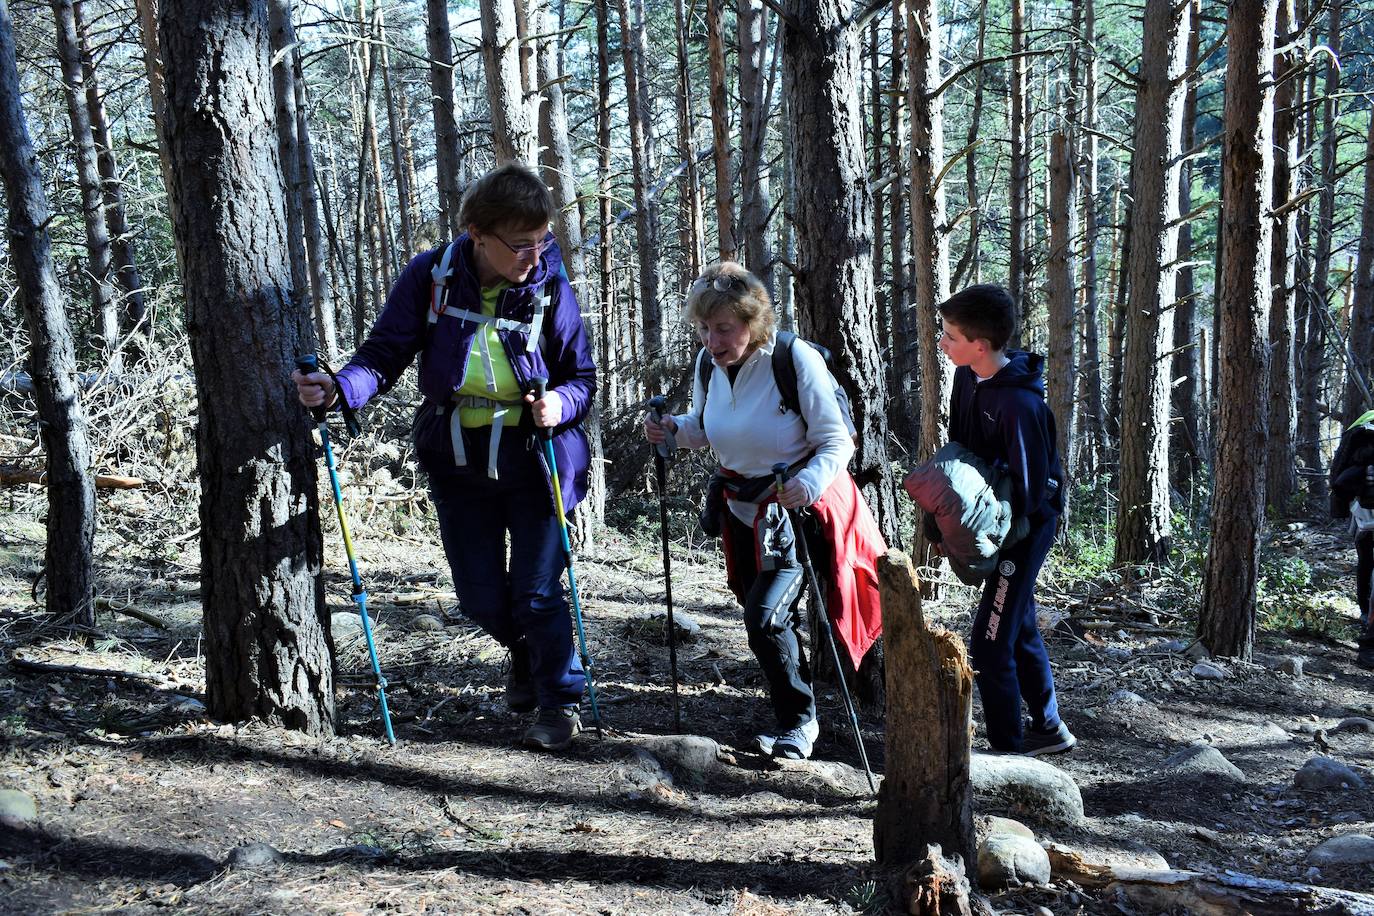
[293,165,597,751]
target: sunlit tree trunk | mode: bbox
[706,0,735,262]
[737,0,770,288]
[1007,0,1029,337]
[1200,0,1276,661]
[0,0,95,626]
[674,0,704,283]
[427,0,462,236]
[1078,0,1104,475]
[482,0,536,165]
[379,11,413,258]
[1171,0,1203,491]
[616,0,661,366]
[1266,0,1300,508]
[1114,0,1191,566]
[888,0,915,445]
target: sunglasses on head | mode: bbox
[691,273,748,296]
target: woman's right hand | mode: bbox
[292,369,337,409]
[644,411,677,445]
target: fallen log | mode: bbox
[0,465,144,489]
[8,653,171,686]
[1045,846,1374,915]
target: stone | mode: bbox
[1293,757,1366,791]
[798,760,875,798]
[331,611,375,637]
[977,815,1035,841]
[1276,657,1305,677]
[1160,743,1246,781]
[411,614,444,631]
[1184,642,1210,660]
[1332,717,1374,735]
[1191,662,1228,681]
[0,789,36,824]
[1307,834,1374,866]
[224,842,284,868]
[636,735,724,785]
[1044,841,1170,878]
[615,747,674,793]
[1108,690,1148,707]
[970,752,1084,826]
[977,833,1051,888]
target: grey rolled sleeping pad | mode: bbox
[904,441,1029,586]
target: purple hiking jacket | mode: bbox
[334,234,597,512]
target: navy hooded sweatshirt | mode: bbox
[947,350,1065,525]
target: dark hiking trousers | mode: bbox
[970,515,1062,752]
[1357,535,1374,652]
[725,513,817,730]
[420,425,585,709]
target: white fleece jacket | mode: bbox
[672,334,855,523]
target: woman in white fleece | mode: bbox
[645,261,883,761]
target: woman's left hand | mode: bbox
[526,388,564,428]
[776,477,811,509]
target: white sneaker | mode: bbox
[772,718,820,760]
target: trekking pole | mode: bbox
[531,376,604,737]
[295,354,396,746]
[648,395,682,733]
[772,463,876,793]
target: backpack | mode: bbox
[696,331,857,439]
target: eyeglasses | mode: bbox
[690,273,748,297]
[492,233,551,258]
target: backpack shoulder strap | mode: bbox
[696,346,713,396]
[771,331,801,417]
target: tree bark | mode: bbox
[288,15,337,360]
[268,0,310,322]
[907,0,950,582]
[595,0,615,413]
[426,0,462,237]
[673,0,704,283]
[0,0,96,626]
[1046,130,1076,503]
[616,0,661,366]
[873,551,974,869]
[378,11,413,259]
[1114,0,1192,566]
[887,0,915,445]
[951,5,984,292]
[134,0,179,240]
[1171,0,1203,491]
[52,0,120,375]
[75,1,147,349]
[783,0,896,542]
[706,0,735,262]
[1198,0,1275,661]
[1007,0,1029,336]
[1077,0,1104,475]
[737,0,770,287]
[160,0,333,735]
[1344,106,1374,424]
[1267,0,1300,507]
[482,0,536,165]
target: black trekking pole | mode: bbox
[772,463,876,793]
[648,395,682,733]
[531,376,604,737]
[296,354,396,745]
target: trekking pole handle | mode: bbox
[772,462,789,495]
[295,354,328,423]
[530,376,552,440]
[649,395,667,418]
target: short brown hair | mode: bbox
[459,164,554,234]
[685,262,775,345]
[937,284,1017,351]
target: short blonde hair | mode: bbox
[684,262,775,345]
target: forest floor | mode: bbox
[2,448,1373,915]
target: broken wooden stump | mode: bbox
[874,549,975,871]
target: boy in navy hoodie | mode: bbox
[936,285,1074,756]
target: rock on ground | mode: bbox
[970,752,1083,827]
[224,842,284,869]
[1159,742,1246,780]
[0,789,36,824]
[1293,756,1367,792]
[977,833,1050,888]
[1307,834,1374,866]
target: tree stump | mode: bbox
[874,550,975,870]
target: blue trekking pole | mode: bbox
[296,354,396,745]
[531,376,603,737]
[773,463,875,793]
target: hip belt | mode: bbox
[444,394,525,480]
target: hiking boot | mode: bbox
[505,643,536,713]
[522,705,582,751]
[1356,648,1374,671]
[753,733,776,756]
[771,718,820,760]
[1020,721,1077,757]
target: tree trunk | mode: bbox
[783,0,896,542]
[378,11,413,259]
[482,0,536,165]
[426,0,462,237]
[1106,181,1128,455]
[951,6,984,291]
[0,0,95,626]
[1114,0,1191,566]
[873,551,975,869]
[737,0,770,287]
[907,0,950,582]
[616,0,661,367]
[1344,106,1374,424]
[160,0,333,735]
[595,0,615,414]
[1077,0,1104,475]
[76,1,147,349]
[1300,0,1341,496]
[52,0,120,375]
[673,0,703,284]
[287,17,337,360]
[1171,0,1203,491]
[134,0,179,241]
[1267,0,1300,507]
[1046,130,1076,503]
[268,0,310,321]
[1007,0,1029,336]
[887,0,915,445]
[706,0,735,262]
[1199,0,1275,661]
[359,2,394,289]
